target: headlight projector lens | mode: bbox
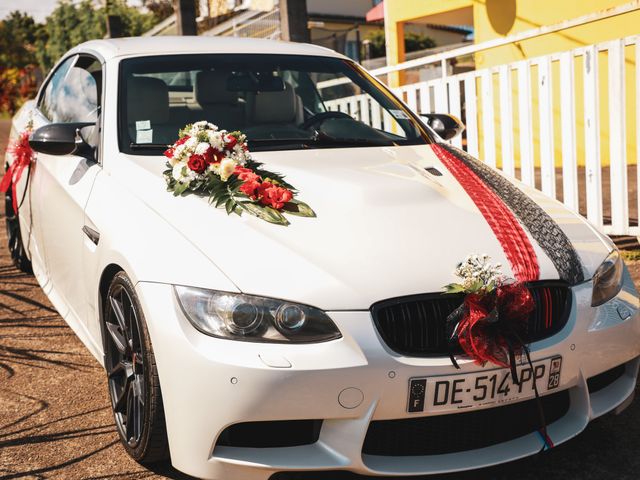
[276,304,306,331]
[226,302,262,335]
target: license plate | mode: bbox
[407,356,562,413]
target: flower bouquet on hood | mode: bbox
[163,121,315,226]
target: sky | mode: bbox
[0,0,144,23]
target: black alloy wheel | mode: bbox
[4,189,32,273]
[104,272,169,464]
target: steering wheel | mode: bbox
[301,111,353,130]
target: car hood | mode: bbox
[121,145,612,310]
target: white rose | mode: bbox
[219,158,237,182]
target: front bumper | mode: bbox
[135,270,640,480]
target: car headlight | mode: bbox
[591,250,624,307]
[174,286,342,343]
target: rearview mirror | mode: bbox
[29,122,95,157]
[420,113,465,140]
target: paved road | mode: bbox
[1,118,639,479]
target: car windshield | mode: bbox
[118,54,431,154]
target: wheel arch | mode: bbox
[96,262,127,365]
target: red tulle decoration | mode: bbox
[453,283,535,368]
[1,129,33,214]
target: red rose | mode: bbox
[164,147,174,159]
[258,182,293,210]
[187,154,207,174]
[202,146,215,164]
[224,134,238,150]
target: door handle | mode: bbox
[82,225,100,245]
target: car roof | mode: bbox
[70,36,346,61]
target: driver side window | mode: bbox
[39,55,102,124]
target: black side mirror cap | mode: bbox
[420,113,465,141]
[29,122,95,157]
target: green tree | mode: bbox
[0,11,41,114]
[36,0,158,72]
[0,11,41,68]
[366,30,436,59]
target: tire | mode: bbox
[4,189,32,274]
[103,271,169,464]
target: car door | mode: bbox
[32,54,103,325]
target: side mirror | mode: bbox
[29,122,95,157]
[420,113,465,141]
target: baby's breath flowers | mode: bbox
[444,254,504,294]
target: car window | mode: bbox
[40,55,101,123]
[118,54,431,154]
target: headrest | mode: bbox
[252,82,297,124]
[127,76,169,124]
[195,70,238,106]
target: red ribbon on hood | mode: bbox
[430,143,540,282]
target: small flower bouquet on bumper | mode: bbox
[163,121,315,226]
[444,254,535,373]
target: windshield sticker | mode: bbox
[136,129,153,144]
[136,120,151,130]
[389,109,410,120]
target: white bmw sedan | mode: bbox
[4,36,640,480]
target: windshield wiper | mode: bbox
[249,135,394,149]
[310,132,395,147]
[129,143,168,150]
[249,138,317,147]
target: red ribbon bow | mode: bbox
[452,283,535,368]
[1,129,34,214]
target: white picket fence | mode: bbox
[320,1,640,236]
[323,34,640,236]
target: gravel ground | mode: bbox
[1,118,639,480]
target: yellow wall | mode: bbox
[384,0,639,168]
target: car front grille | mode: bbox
[371,282,572,357]
[362,390,570,456]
